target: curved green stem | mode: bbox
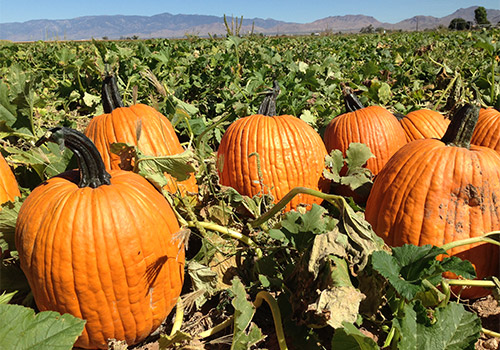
[186,220,263,258]
[197,291,288,350]
[445,279,496,288]
[440,231,500,252]
[434,73,459,111]
[195,112,231,150]
[483,328,500,338]
[169,298,184,336]
[250,187,345,228]
[438,280,451,307]
[252,291,288,350]
[197,317,234,339]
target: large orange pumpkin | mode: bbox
[323,87,407,176]
[84,74,197,195]
[365,104,500,299]
[471,107,500,152]
[398,109,450,142]
[216,82,329,212]
[15,127,185,349]
[0,152,20,206]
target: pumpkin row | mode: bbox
[1,77,499,348]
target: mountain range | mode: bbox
[1,6,499,42]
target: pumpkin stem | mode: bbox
[102,73,124,113]
[440,104,480,149]
[342,85,364,112]
[257,81,280,117]
[35,127,111,188]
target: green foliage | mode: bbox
[371,244,481,348]
[1,29,499,349]
[448,18,471,31]
[474,6,490,26]
[324,142,374,199]
[0,304,85,350]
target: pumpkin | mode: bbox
[471,107,500,152]
[15,127,185,349]
[365,104,500,299]
[0,152,20,206]
[398,108,450,142]
[323,87,407,176]
[216,82,329,211]
[84,73,197,195]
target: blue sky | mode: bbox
[0,1,499,24]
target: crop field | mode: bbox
[0,28,499,350]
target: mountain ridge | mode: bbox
[1,6,499,41]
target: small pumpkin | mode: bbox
[398,108,450,142]
[15,127,184,349]
[365,104,500,299]
[216,82,329,211]
[323,87,407,176]
[84,73,197,195]
[471,107,500,153]
[0,152,20,206]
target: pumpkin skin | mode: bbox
[15,128,184,349]
[323,91,407,176]
[0,152,20,206]
[471,107,500,152]
[217,84,329,211]
[84,74,197,195]
[399,109,450,142]
[217,114,329,211]
[365,105,500,299]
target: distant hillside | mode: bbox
[0,6,499,41]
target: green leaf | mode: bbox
[372,244,476,302]
[134,149,196,189]
[230,277,264,350]
[324,149,344,182]
[331,322,380,350]
[186,261,219,309]
[0,197,23,251]
[0,304,85,350]
[396,301,481,350]
[345,143,374,170]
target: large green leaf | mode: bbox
[0,304,85,350]
[395,301,481,350]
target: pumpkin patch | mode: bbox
[1,30,499,350]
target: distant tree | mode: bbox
[474,6,490,26]
[449,18,471,30]
[360,25,374,33]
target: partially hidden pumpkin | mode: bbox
[84,73,197,195]
[0,152,20,206]
[365,104,500,299]
[398,108,450,142]
[15,127,185,349]
[323,87,407,176]
[216,82,329,212]
[471,107,500,153]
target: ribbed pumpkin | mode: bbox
[365,104,500,299]
[323,87,407,176]
[471,107,500,152]
[84,74,197,195]
[216,82,329,211]
[15,127,184,349]
[398,109,450,142]
[0,152,20,206]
